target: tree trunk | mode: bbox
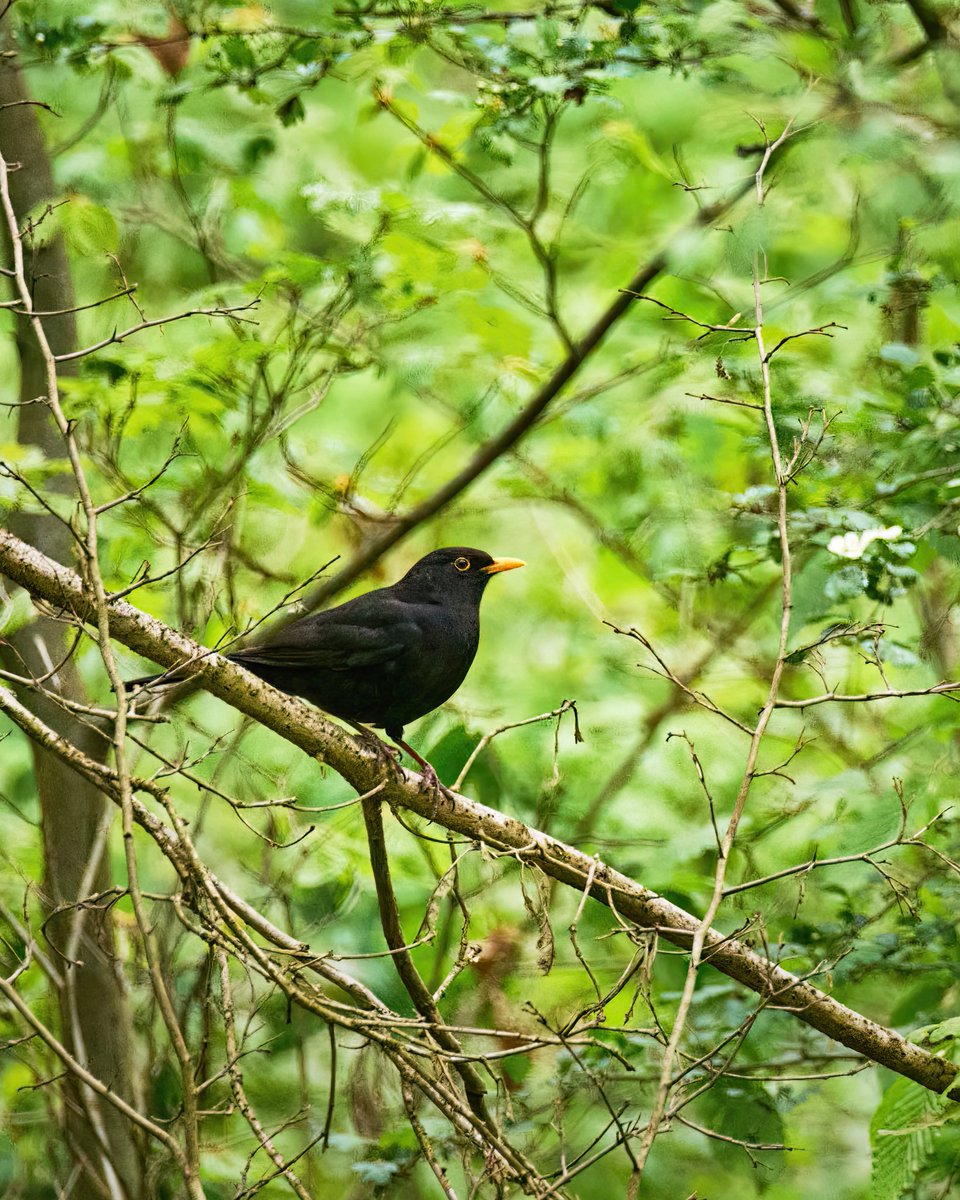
[0,47,145,1199]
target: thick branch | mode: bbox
[0,524,956,1100]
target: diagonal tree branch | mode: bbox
[296,139,804,614]
[0,524,956,1101]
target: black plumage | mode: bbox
[131,546,524,781]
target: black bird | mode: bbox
[131,547,524,786]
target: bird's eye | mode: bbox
[454,557,471,572]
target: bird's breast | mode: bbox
[382,606,479,719]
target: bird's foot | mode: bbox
[390,734,453,819]
[415,760,455,819]
[347,722,403,778]
[417,760,441,790]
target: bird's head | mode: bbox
[397,547,525,605]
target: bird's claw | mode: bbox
[352,727,404,779]
[418,760,440,790]
[417,761,454,820]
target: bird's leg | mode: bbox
[395,737,439,787]
[389,733,453,814]
[344,720,402,775]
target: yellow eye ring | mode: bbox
[454,557,471,572]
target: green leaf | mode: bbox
[222,34,255,70]
[825,564,868,601]
[352,1160,400,1185]
[276,94,306,127]
[528,74,569,95]
[62,197,118,256]
[0,589,39,639]
[870,1077,949,1200]
[879,343,921,369]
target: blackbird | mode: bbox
[130,546,524,785]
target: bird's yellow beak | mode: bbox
[481,557,526,575]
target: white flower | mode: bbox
[827,526,902,560]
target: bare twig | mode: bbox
[53,299,260,362]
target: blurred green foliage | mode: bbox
[2,1,960,1197]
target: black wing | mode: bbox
[228,592,424,673]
